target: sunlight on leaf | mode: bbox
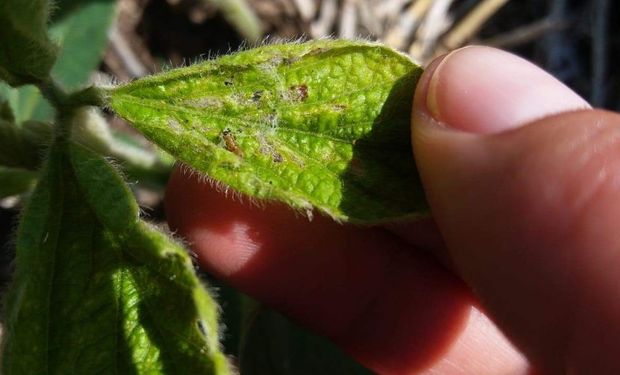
[1,142,230,374]
[108,40,428,223]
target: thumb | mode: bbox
[413,46,620,374]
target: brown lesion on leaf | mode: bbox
[221,129,243,157]
[272,152,283,163]
[258,136,284,163]
[289,84,308,102]
[333,104,347,111]
[251,90,264,102]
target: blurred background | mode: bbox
[106,0,619,109]
[1,0,619,371]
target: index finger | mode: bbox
[165,166,528,374]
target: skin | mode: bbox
[165,46,620,374]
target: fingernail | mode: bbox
[424,46,590,134]
[424,52,452,121]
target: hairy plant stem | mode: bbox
[34,79,171,186]
[37,80,74,139]
[39,80,107,110]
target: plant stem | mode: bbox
[36,80,72,138]
[36,80,69,109]
[37,80,110,140]
[68,86,108,108]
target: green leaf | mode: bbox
[49,0,116,89]
[206,280,258,356]
[240,307,372,375]
[0,0,116,122]
[108,40,428,223]
[1,142,231,374]
[0,119,48,170]
[0,0,57,86]
[0,84,45,123]
[0,166,36,198]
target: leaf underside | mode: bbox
[1,142,230,374]
[109,40,428,223]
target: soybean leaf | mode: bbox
[1,144,111,374]
[240,307,372,375]
[70,143,230,374]
[1,142,231,374]
[0,167,36,198]
[49,0,117,89]
[108,40,427,223]
[206,280,258,356]
[0,0,57,86]
[0,0,116,122]
[0,119,49,170]
[0,85,42,124]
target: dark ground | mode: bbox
[108,0,620,109]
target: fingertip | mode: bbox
[411,45,620,372]
[414,46,590,134]
[413,109,620,373]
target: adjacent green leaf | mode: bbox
[2,142,230,374]
[0,0,116,122]
[240,307,372,375]
[71,143,230,374]
[49,0,117,89]
[0,84,43,123]
[2,144,102,374]
[0,166,36,198]
[108,40,428,223]
[0,0,57,86]
[0,119,48,170]
[207,280,258,356]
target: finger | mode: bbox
[424,45,589,134]
[165,167,528,374]
[412,46,620,374]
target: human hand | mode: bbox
[165,46,620,374]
